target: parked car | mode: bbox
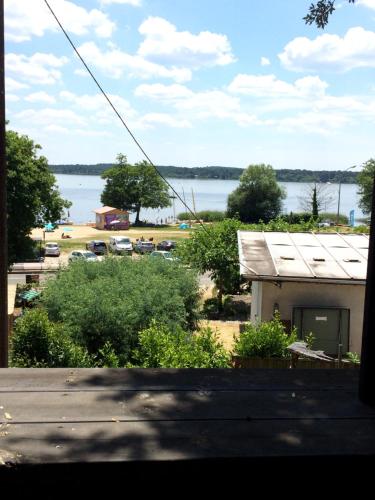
[86,240,108,255]
[44,242,60,257]
[68,250,99,262]
[149,250,178,261]
[108,236,133,255]
[156,240,177,251]
[134,240,155,254]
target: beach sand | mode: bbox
[31,224,192,243]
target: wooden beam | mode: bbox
[0,0,8,367]
[359,176,375,405]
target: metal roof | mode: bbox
[94,206,128,214]
[238,231,369,284]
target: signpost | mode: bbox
[349,210,355,227]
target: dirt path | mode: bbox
[200,320,244,352]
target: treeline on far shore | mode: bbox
[49,164,359,184]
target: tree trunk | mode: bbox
[217,288,223,312]
[134,206,141,225]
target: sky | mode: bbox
[4,0,375,170]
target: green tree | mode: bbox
[227,164,286,223]
[304,0,355,28]
[312,185,319,218]
[178,218,245,310]
[298,183,334,217]
[101,154,171,225]
[357,159,375,215]
[41,257,200,365]
[6,129,71,264]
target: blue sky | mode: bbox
[4,0,375,170]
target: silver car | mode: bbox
[68,250,99,262]
[44,242,60,257]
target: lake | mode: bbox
[55,174,365,225]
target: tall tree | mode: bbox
[298,182,334,216]
[357,159,375,215]
[6,129,71,264]
[177,218,245,311]
[227,164,286,223]
[101,154,171,225]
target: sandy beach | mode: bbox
[31,224,192,243]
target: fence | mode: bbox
[232,356,359,369]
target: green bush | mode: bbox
[41,257,200,364]
[131,321,230,368]
[319,212,348,224]
[11,308,93,367]
[178,210,225,222]
[234,315,297,358]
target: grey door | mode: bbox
[293,307,349,356]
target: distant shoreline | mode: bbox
[49,164,359,184]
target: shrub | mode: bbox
[131,321,230,368]
[178,210,225,222]
[11,308,93,367]
[234,315,297,358]
[41,257,200,364]
[345,352,360,364]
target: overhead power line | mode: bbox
[43,0,261,282]
[43,0,204,228]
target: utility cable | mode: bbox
[43,0,206,230]
[44,0,259,280]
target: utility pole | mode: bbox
[0,0,8,367]
[191,188,197,216]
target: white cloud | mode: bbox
[5,0,115,42]
[100,0,141,5]
[261,57,270,66]
[14,108,87,126]
[137,17,235,68]
[77,41,192,82]
[134,83,193,101]
[274,111,353,135]
[357,0,375,10]
[138,113,192,129]
[59,90,136,118]
[228,74,328,98]
[25,91,56,104]
[5,77,29,92]
[279,27,375,72]
[6,53,68,85]
[134,83,257,126]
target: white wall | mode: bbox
[251,280,365,354]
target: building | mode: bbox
[238,231,369,356]
[94,206,130,230]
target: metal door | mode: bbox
[293,307,349,356]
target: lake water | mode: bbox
[55,174,365,225]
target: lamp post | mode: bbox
[336,165,355,225]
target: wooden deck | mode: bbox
[1,368,375,484]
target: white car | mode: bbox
[109,236,133,255]
[149,250,178,261]
[44,242,60,257]
[68,250,99,262]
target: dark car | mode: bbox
[134,240,155,254]
[156,240,177,251]
[85,240,108,255]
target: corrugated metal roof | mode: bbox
[238,231,368,283]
